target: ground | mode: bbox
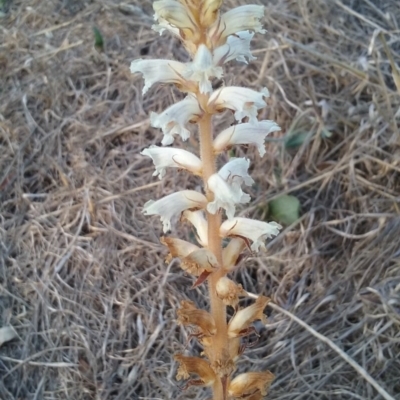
[0,0,400,399]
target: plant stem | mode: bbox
[198,112,229,400]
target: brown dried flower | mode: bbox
[228,371,275,398]
[177,300,217,336]
[216,277,246,307]
[175,354,217,387]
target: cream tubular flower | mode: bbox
[150,96,202,145]
[222,238,246,270]
[208,87,269,123]
[185,45,223,93]
[183,210,208,246]
[143,190,207,233]
[210,5,266,46]
[220,218,281,251]
[214,120,281,156]
[213,31,256,65]
[153,0,199,40]
[141,145,202,179]
[207,158,253,219]
[227,295,270,338]
[130,59,189,95]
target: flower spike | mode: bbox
[134,0,285,397]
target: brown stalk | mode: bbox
[198,110,229,400]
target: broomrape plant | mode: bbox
[132,1,282,399]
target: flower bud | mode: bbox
[216,277,246,307]
[228,295,270,338]
[200,0,223,27]
[177,300,217,336]
[228,370,275,397]
[175,354,216,386]
[222,238,246,270]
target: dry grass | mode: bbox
[1,0,400,399]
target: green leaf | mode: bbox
[284,131,310,149]
[93,26,104,52]
[268,195,300,225]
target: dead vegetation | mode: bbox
[1,0,400,399]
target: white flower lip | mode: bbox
[210,5,266,44]
[150,96,202,145]
[220,218,282,251]
[143,190,207,233]
[141,145,202,179]
[183,210,208,247]
[207,158,254,219]
[208,86,269,124]
[185,45,223,94]
[130,59,188,95]
[213,31,256,65]
[213,120,281,156]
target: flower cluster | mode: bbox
[132,1,281,399]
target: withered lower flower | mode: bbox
[216,277,246,307]
[175,354,217,387]
[177,300,217,336]
[228,295,270,338]
[228,370,275,398]
[161,236,199,262]
[161,237,218,276]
